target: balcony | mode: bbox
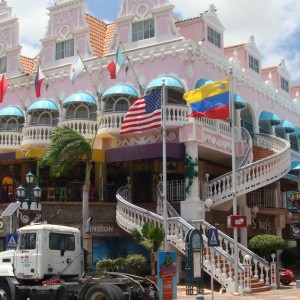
[59,119,98,140]
[21,125,55,149]
[0,131,22,153]
[97,105,188,138]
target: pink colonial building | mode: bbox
[0,0,299,293]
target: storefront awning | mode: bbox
[63,92,97,107]
[146,76,185,91]
[291,161,300,170]
[27,99,59,113]
[102,84,138,100]
[0,106,24,117]
[276,120,296,133]
[259,111,281,126]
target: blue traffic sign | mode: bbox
[6,234,18,249]
[208,228,219,247]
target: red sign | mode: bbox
[227,215,247,228]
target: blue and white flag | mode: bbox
[69,54,85,84]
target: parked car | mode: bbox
[280,268,295,285]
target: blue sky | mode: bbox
[7,0,300,83]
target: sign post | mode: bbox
[157,251,177,300]
[208,228,219,300]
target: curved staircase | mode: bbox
[116,132,290,294]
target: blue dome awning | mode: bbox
[259,111,281,126]
[195,79,214,89]
[63,92,97,107]
[27,99,59,113]
[276,120,296,133]
[102,84,138,100]
[233,94,247,109]
[291,161,300,170]
[0,106,24,117]
[146,76,185,91]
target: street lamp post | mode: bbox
[16,171,42,211]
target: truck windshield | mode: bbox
[19,232,37,250]
[49,233,75,251]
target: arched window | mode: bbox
[115,98,130,112]
[75,106,89,119]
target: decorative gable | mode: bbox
[110,0,179,51]
[0,0,22,77]
[40,0,93,68]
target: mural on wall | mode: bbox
[290,223,300,239]
[286,190,300,213]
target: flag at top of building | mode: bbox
[0,74,9,103]
[34,65,45,98]
[69,54,85,84]
[120,89,162,134]
[107,45,126,79]
[183,78,230,119]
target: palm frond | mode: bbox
[40,126,93,177]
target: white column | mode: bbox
[238,195,249,247]
[275,215,285,267]
[180,141,204,220]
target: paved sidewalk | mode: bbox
[176,281,300,299]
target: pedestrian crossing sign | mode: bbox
[208,228,219,247]
[6,234,18,249]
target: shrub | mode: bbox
[96,254,147,277]
[125,254,147,275]
[96,257,126,277]
[248,234,285,261]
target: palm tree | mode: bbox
[132,221,165,276]
[40,126,93,268]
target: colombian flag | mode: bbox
[183,78,230,119]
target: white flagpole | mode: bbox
[162,81,168,251]
[230,68,239,295]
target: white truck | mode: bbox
[0,223,159,300]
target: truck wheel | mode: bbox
[107,284,125,300]
[84,284,114,300]
[0,282,10,300]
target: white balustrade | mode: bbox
[59,119,97,139]
[22,126,54,147]
[0,131,22,149]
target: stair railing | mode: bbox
[205,134,290,207]
[117,185,244,292]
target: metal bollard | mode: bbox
[196,294,204,300]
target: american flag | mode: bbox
[120,89,162,135]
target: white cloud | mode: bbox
[171,0,300,82]
[6,0,300,82]
[8,0,49,57]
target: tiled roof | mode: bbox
[262,66,277,71]
[86,14,115,58]
[20,55,38,74]
[224,44,245,49]
[19,14,116,75]
[291,84,300,89]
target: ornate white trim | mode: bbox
[203,132,231,151]
[111,131,177,148]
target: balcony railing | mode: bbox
[97,105,188,136]
[22,125,55,147]
[59,119,98,139]
[0,131,22,150]
[246,190,285,209]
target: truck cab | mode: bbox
[1,223,82,282]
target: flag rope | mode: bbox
[119,40,144,95]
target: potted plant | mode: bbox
[132,221,165,281]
